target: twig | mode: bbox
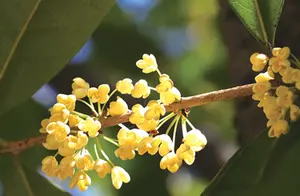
[0,84,254,154]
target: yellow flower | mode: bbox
[136,119,159,132]
[72,77,90,99]
[268,120,289,138]
[58,140,76,156]
[68,114,82,128]
[116,78,134,94]
[137,136,153,155]
[39,118,50,133]
[46,121,70,142]
[70,170,91,191]
[183,129,207,152]
[88,84,110,103]
[57,156,76,180]
[252,82,271,95]
[78,117,101,138]
[250,53,269,72]
[49,103,70,123]
[145,100,166,121]
[176,143,195,165]
[42,156,58,177]
[57,94,76,111]
[111,166,130,190]
[108,97,128,116]
[42,134,62,150]
[131,79,151,99]
[67,131,88,150]
[280,67,295,84]
[290,104,299,121]
[136,54,158,73]
[254,72,273,83]
[129,104,146,125]
[75,149,95,171]
[272,47,290,59]
[160,87,181,105]
[160,152,182,173]
[156,74,174,93]
[94,159,112,178]
[269,57,290,73]
[275,86,293,108]
[115,146,136,160]
[150,134,173,156]
[117,128,148,148]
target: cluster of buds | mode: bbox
[251,47,300,138]
[40,54,207,191]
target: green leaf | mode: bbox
[229,0,285,47]
[201,120,300,196]
[0,155,69,196]
[0,0,114,116]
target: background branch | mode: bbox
[0,83,254,154]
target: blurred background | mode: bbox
[2,0,300,195]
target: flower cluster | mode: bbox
[40,54,207,191]
[251,47,300,138]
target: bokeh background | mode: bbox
[2,0,300,195]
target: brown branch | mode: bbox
[0,84,254,154]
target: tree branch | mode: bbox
[0,84,254,154]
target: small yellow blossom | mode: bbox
[57,156,76,180]
[137,136,153,155]
[43,134,62,150]
[88,84,110,103]
[160,152,182,173]
[75,149,95,171]
[250,53,269,72]
[150,134,173,156]
[94,159,112,178]
[67,131,88,150]
[252,82,271,95]
[269,57,290,73]
[255,72,273,83]
[78,117,101,138]
[137,119,159,132]
[57,94,76,111]
[70,170,91,191]
[160,87,181,105]
[42,156,58,177]
[272,47,290,59]
[49,103,70,123]
[156,74,174,93]
[117,128,148,148]
[280,67,294,84]
[58,140,75,156]
[72,77,90,99]
[111,166,130,190]
[39,118,50,133]
[108,97,128,116]
[116,78,134,94]
[268,119,289,138]
[68,114,82,128]
[276,86,293,108]
[290,104,300,121]
[131,79,151,99]
[136,54,158,73]
[183,129,207,152]
[145,100,166,121]
[176,143,196,165]
[115,146,136,160]
[129,104,146,125]
[46,121,70,142]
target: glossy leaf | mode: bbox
[0,0,114,116]
[229,0,285,46]
[202,120,300,196]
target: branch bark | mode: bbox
[0,83,254,154]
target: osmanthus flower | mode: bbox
[67,131,88,150]
[68,114,82,128]
[250,53,269,72]
[160,152,182,173]
[78,117,101,138]
[94,159,112,178]
[131,79,151,99]
[46,121,70,142]
[72,77,90,99]
[117,128,148,148]
[156,74,174,93]
[137,136,153,155]
[129,104,146,125]
[49,103,70,123]
[269,47,291,73]
[116,78,134,94]
[42,156,58,177]
[290,104,300,121]
[75,149,95,171]
[145,100,166,121]
[57,156,76,180]
[58,140,75,157]
[115,146,136,160]
[268,119,289,138]
[136,54,158,73]
[88,84,110,104]
[160,87,181,105]
[57,94,76,111]
[275,86,293,108]
[254,72,274,83]
[149,134,173,156]
[176,143,195,165]
[108,96,128,116]
[43,134,62,150]
[70,170,91,191]
[111,166,130,190]
[39,118,50,133]
[183,129,207,152]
